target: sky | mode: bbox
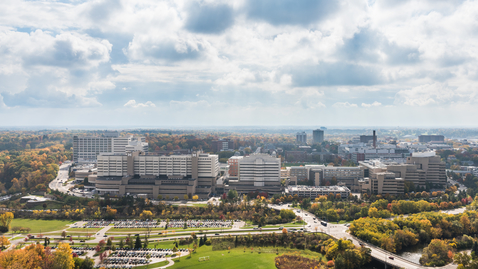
[1,0,478,127]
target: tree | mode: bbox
[139,210,153,220]
[0,212,13,231]
[420,239,452,266]
[119,239,124,249]
[135,236,142,249]
[53,243,75,269]
[157,194,163,200]
[0,236,10,250]
[106,205,117,218]
[192,195,199,201]
[80,257,94,269]
[184,194,189,200]
[227,189,238,201]
[143,237,149,248]
[61,230,67,240]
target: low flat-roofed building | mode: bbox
[285,185,350,199]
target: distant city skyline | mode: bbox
[1,1,477,126]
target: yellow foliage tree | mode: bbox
[54,243,75,269]
[139,210,154,220]
[106,206,117,217]
[0,212,14,230]
[0,236,10,249]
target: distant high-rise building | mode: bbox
[320,127,327,130]
[296,132,307,144]
[418,135,445,143]
[312,129,324,144]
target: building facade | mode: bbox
[226,154,283,195]
[296,132,307,144]
[211,139,234,152]
[358,152,446,194]
[94,151,219,198]
[285,185,350,199]
[312,129,324,144]
[419,135,445,143]
[227,156,243,177]
[73,131,147,163]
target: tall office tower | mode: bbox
[296,132,307,144]
[312,129,324,144]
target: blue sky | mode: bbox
[0,0,477,127]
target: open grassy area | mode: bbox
[9,219,75,233]
[169,245,325,269]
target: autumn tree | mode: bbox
[0,212,13,232]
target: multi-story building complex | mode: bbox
[312,129,324,144]
[419,135,445,143]
[358,152,446,194]
[73,131,147,163]
[289,166,309,183]
[226,154,282,195]
[211,139,234,152]
[296,132,307,144]
[285,185,350,199]
[93,151,218,198]
[359,160,405,195]
[227,156,243,177]
[406,152,446,187]
[322,166,364,192]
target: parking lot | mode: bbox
[83,220,159,228]
[165,219,233,229]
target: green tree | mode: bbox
[134,236,142,249]
[227,189,238,201]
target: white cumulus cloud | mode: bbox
[361,101,382,107]
[124,100,156,108]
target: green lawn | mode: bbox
[9,219,75,233]
[169,245,325,269]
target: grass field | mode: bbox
[169,245,325,269]
[9,219,75,233]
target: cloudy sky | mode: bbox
[1,0,477,127]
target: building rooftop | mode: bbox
[286,185,350,192]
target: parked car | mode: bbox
[389,257,394,260]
